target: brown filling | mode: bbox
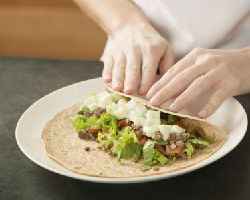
[77,107,193,156]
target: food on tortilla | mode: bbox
[42,90,226,177]
[72,91,218,170]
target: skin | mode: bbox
[74,0,250,118]
[147,47,250,118]
[73,0,175,94]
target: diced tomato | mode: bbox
[155,144,166,155]
[118,119,129,128]
[165,145,184,155]
[89,127,101,135]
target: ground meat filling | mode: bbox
[77,107,191,156]
[78,107,106,118]
[164,132,189,155]
[78,128,96,140]
[168,132,190,143]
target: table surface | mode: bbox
[0,56,249,200]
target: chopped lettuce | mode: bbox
[73,112,118,132]
[72,117,88,131]
[142,140,168,170]
[99,128,120,148]
[190,128,214,145]
[183,142,195,159]
[99,113,118,132]
[112,127,142,161]
[167,114,180,124]
[81,105,90,113]
[183,138,210,159]
[201,134,214,145]
[97,132,114,149]
[188,138,210,146]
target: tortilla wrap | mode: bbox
[41,88,226,178]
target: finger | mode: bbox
[102,55,114,83]
[159,47,175,75]
[151,61,214,107]
[112,52,126,91]
[124,47,142,94]
[149,62,212,107]
[139,52,161,95]
[168,70,221,112]
[146,48,200,99]
[198,85,230,118]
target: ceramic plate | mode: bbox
[15,78,248,183]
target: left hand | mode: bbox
[147,47,250,118]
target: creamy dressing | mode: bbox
[82,92,186,141]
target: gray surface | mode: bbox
[0,56,249,200]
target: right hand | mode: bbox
[102,23,175,95]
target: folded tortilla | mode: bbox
[42,87,226,178]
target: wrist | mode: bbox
[111,20,153,38]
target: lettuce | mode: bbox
[190,128,214,145]
[72,115,99,131]
[142,140,168,170]
[183,142,195,159]
[112,127,142,161]
[81,105,90,113]
[99,113,118,132]
[188,138,210,146]
[183,138,210,159]
[74,112,118,132]
[72,117,88,131]
[97,132,113,149]
[202,134,214,145]
[167,114,180,124]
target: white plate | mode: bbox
[15,78,248,183]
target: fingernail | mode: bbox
[139,88,146,95]
[199,110,207,118]
[124,83,135,94]
[150,98,159,106]
[113,81,122,89]
[103,75,111,83]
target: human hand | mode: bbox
[147,47,250,118]
[102,23,175,95]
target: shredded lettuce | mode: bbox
[167,114,180,124]
[183,142,195,159]
[81,105,90,113]
[74,112,118,132]
[188,138,210,146]
[111,127,142,161]
[72,117,88,131]
[142,140,168,170]
[190,128,214,145]
[97,132,114,148]
[202,134,214,145]
[99,113,118,132]
[183,138,210,159]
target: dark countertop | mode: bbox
[0,56,249,200]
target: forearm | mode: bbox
[73,0,150,36]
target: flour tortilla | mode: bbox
[42,90,226,178]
